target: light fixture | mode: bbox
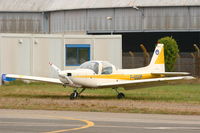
[18,39,23,44]
[106,16,112,20]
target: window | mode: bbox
[80,61,99,74]
[66,44,90,66]
[101,61,113,74]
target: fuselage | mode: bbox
[58,66,162,88]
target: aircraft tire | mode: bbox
[117,93,125,99]
[69,92,78,100]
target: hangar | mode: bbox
[0,0,200,84]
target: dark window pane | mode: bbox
[66,47,78,65]
[79,48,89,64]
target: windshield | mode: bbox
[80,61,99,74]
[101,61,113,74]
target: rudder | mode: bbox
[148,43,165,72]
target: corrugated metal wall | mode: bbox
[144,7,189,31]
[115,8,142,31]
[0,7,200,33]
[0,13,44,33]
[87,9,114,32]
[64,10,86,32]
[189,7,200,30]
[50,11,64,33]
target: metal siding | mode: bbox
[87,9,114,31]
[144,7,189,31]
[42,12,50,33]
[1,0,200,12]
[115,8,142,31]
[50,11,64,33]
[0,7,200,33]
[64,10,86,32]
[0,13,43,33]
[189,7,200,29]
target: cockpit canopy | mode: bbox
[79,61,116,74]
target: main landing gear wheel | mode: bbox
[117,92,125,99]
[113,88,125,99]
[70,91,78,100]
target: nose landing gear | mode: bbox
[69,88,86,100]
[69,90,79,99]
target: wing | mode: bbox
[97,76,195,90]
[151,72,190,76]
[3,74,63,84]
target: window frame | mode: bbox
[65,44,90,66]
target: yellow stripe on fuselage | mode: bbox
[74,73,161,80]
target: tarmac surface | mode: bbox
[0,109,200,133]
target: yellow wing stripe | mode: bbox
[74,73,161,80]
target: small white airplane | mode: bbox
[3,44,194,99]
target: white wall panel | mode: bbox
[0,34,122,80]
[0,36,31,75]
[32,36,63,77]
[93,36,122,68]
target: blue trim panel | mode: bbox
[88,47,91,61]
[66,44,90,48]
[2,74,16,82]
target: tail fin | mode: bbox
[148,43,165,72]
[49,62,61,73]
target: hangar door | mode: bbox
[122,32,200,53]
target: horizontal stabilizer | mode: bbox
[97,76,195,89]
[4,74,62,84]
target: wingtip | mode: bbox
[184,76,196,80]
[1,74,6,79]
